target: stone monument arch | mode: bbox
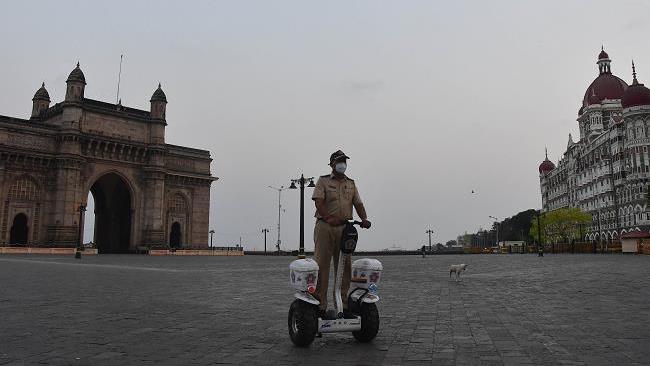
[86,171,136,253]
[0,63,216,251]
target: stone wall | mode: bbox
[0,76,216,250]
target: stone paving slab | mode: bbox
[1,254,649,365]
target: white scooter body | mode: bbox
[288,221,382,346]
[319,249,363,333]
[289,253,382,334]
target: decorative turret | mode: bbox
[65,62,86,102]
[31,82,50,119]
[597,46,611,75]
[582,48,627,107]
[149,83,167,144]
[621,61,650,108]
[538,148,556,175]
[150,83,167,120]
[567,133,575,149]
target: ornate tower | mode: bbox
[142,83,169,245]
[597,47,611,75]
[30,82,50,119]
[621,61,650,109]
[150,83,167,120]
[538,148,555,211]
[65,62,86,102]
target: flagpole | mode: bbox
[116,54,123,104]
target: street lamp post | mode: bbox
[597,202,604,254]
[76,205,86,259]
[537,210,543,257]
[268,185,286,254]
[262,228,270,253]
[209,229,215,249]
[425,229,434,252]
[288,174,315,259]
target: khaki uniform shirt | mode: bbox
[311,174,363,220]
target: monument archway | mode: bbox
[0,64,215,248]
[9,213,28,245]
[89,173,133,253]
[169,221,181,248]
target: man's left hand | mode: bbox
[361,219,371,229]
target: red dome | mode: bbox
[583,73,628,106]
[539,159,555,174]
[622,81,650,108]
[598,49,609,60]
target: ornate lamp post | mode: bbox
[261,228,270,253]
[76,204,86,259]
[288,174,315,259]
[209,229,215,249]
[536,210,543,257]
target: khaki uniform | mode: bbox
[311,174,363,311]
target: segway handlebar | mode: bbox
[348,220,370,229]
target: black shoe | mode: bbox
[318,309,328,319]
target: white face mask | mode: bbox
[335,162,347,174]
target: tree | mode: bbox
[459,209,538,247]
[530,208,591,244]
[496,209,537,242]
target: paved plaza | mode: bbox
[1,254,649,365]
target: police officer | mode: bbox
[311,150,371,316]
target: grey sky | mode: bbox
[2,1,650,250]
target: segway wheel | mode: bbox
[288,299,318,347]
[352,303,379,343]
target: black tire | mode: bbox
[288,299,318,347]
[352,302,379,342]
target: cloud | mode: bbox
[341,79,385,93]
[624,18,650,31]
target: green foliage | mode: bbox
[530,208,591,244]
[496,209,537,242]
[462,209,537,247]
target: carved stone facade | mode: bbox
[539,49,650,242]
[0,64,216,251]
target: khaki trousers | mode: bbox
[313,220,351,311]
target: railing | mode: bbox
[541,241,622,254]
[209,246,244,251]
[2,243,79,248]
[640,243,650,255]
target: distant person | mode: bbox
[312,150,371,317]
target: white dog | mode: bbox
[449,264,468,281]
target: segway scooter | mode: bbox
[288,220,383,347]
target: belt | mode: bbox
[317,218,348,226]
